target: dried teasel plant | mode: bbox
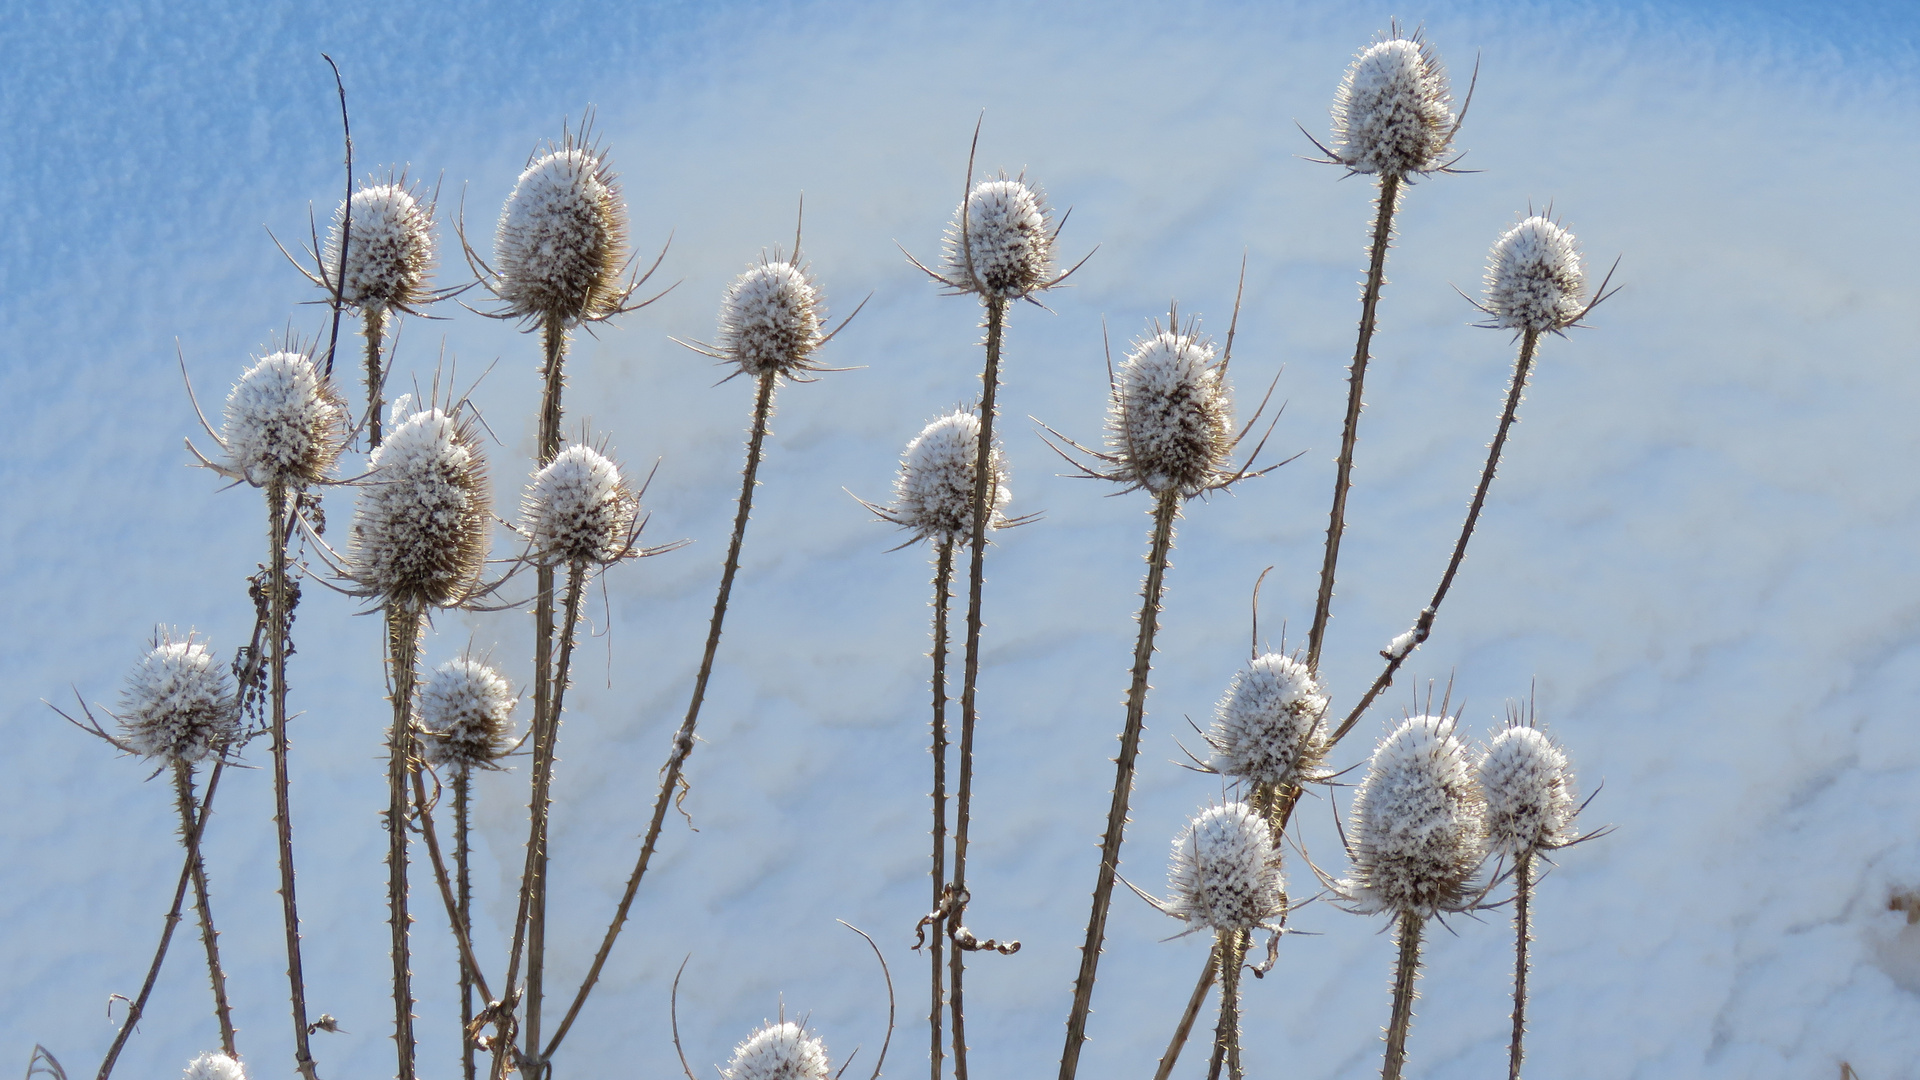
[181,1053,246,1080]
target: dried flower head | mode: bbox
[348,407,492,610]
[879,410,1010,543]
[715,255,826,379]
[417,658,517,770]
[1105,322,1236,497]
[1341,714,1486,918]
[1163,802,1286,934]
[494,143,627,325]
[118,631,238,764]
[722,1020,830,1080]
[326,178,436,314]
[1207,653,1329,787]
[523,443,639,566]
[1329,31,1457,178]
[219,350,348,488]
[1483,216,1586,334]
[1478,722,1575,859]
[943,176,1056,300]
[182,1052,246,1080]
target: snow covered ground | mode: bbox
[4,2,1919,1078]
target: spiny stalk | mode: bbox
[1383,911,1425,1080]
[268,482,322,1080]
[174,761,236,1058]
[1509,853,1533,1080]
[387,603,425,1080]
[928,538,954,1080]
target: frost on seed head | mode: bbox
[1483,216,1586,334]
[884,410,1010,543]
[1164,802,1286,934]
[1106,324,1236,497]
[494,144,627,325]
[716,256,826,379]
[220,350,348,488]
[523,444,639,566]
[1478,723,1575,859]
[723,1020,831,1080]
[348,408,492,610]
[1207,653,1329,788]
[1342,714,1487,918]
[327,178,435,314]
[943,176,1056,300]
[119,631,238,765]
[417,658,517,771]
[1330,32,1456,178]
[183,1052,246,1080]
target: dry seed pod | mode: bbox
[1207,653,1328,788]
[1343,714,1486,917]
[523,443,639,566]
[722,1021,831,1080]
[118,631,239,764]
[219,350,348,488]
[494,144,627,324]
[942,176,1056,300]
[1478,723,1575,859]
[1330,31,1457,178]
[1164,802,1286,934]
[1106,324,1235,497]
[886,410,1010,543]
[416,658,518,771]
[347,407,491,610]
[716,257,826,380]
[1483,216,1586,334]
[182,1053,246,1080]
[327,179,436,314]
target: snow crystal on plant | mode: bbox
[1331,35,1454,178]
[1207,653,1328,787]
[890,410,1009,542]
[723,1020,830,1080]
[494,147,625,323]
[182,1052,246,1080]
[1343,714,1486,918]
[524,444,637,566]
[1484,216,1586,333]
[1478,723,1575,859]
[943,177,1055,299]
[326,181,434,313]
[220,350,347,488]
[1107,327,1235,496]
[348,408,491,610]
[716,259,824,379]
[119,632,237,764]
[1165,802,1286,933]
[417,658,517,770]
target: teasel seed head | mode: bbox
[1478,722,1576,860]
[523,443,639,566]
[118,630,238,765]
[1330,30,1457,179]
[494,142,627,325]
[219,349,348,488]
[1106,322,1236,497]
[722,1020,831,1080]
[1484,215,1586,334]
[716,255,826,379]
[1164,801,1287,934]
[348,407,492,611]
[417,658,518,771]
[326,177,436,315]
[1342,714,1487,918]
[1207,653,1329,788]
[886,410,1010,543]
[943,176,1056,300]
[182,1052,246,1080]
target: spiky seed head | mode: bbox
[1330,33,1456,178]
[523,444,638,566]
[348,408,492,610]
[1107,326,1236,496]
[1165,802,1286,933]
[417,658,517,770]
[494,145,627,324]
[118,631,238,764]
[326,180,435,314]
[1343,714,1487,918]
[943,177,1055,300]
[1207,653,1329,787]
[182,1053,246,1080]
[220,350,348,488]
[716,257,825,379]
[1478,723,1575,859]
[722,1021,830,1080]
[1484,216,1586,333]
[890,410,1010,542]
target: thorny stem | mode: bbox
[456,771,476,1080]
[1509,854,1533,1080]
[387,603,426,1080]
[414,766,495,1006]
[268,481,322,1080]
[1206,931,1247,1080]
[929,539,955,1080]
[174,761,236,1058]
[542,369,779,1064]
[951,296,1006,1080]
[1308,173,1401,674]
[365,307,387,449]
[1059,488,1182,1080]
[525,565,588,1074]
[1330,328,1542,747]
[1383,910,1425,1080]
[1153,943,1220,1080]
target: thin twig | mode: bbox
[928,539,954,1080]
[267,481,322,1080]
[174,761,236,1057]
[387,603,425,1080]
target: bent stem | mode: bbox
[365,307,387,449]
[1206,931,1248,1080]
[387,602,426,1080]
[1509,854,1533,1080]
[1059,488,1181,1080]
[523,564,588,1076]
[928,538,955,1080]
[267,481,322,1080]
[541,368,779,1065]
[1383,910,1426,1080]
[174,761,236,1058]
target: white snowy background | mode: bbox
[4,1,1919,1078]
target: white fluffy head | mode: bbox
[889,410,1009,542]
[1165,802,1286,933]
[716,258,825,379]
[1207,654,1328,787]
[722,1021,831,1080]
[327,180,435,313]
[1478,724,1575,859]
[119,632,237,764]
[943,177,1055,299]
[417,658,517,770]
[182,1052,246,1080]
[494,145,626,323]
[523,444,637,566]
[1484,216,1586,333]
[1107,326,1235,496]
[348,408,492,610]
[1343,715,1486,917]
[220,350,347,488]
[1331,34,1456,178]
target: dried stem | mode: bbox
[929,538,954,1080]
[387,602,426,1080]
[455,770,477,1080]
[524,565,588,1076]
[1153,943,1218,1080]
[174,761,236,1058]
[1059,488,1181,1080]
[267,481,322,1080]
[1509,854,1532,1080]
[365,307,387,449]
[1206,931,1247,1080]
[414,766,495,1004]
[1383,910,1425,1080]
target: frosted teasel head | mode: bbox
[182,1052,246,1080]
[1478,711,1577,860]
[1154,802,1287,935]
[868,410,1011,544]
[1206,653,1329,788]
[721,1021,831,1080]
[417,657,518,771]
[522,442,642,566]
[323,174,437,315]
[1105,317,1236,496]
[1321,26,1462,179]
[1479,214,1591,335]
[940,174,1059,300]
[117,630,240,764]
[209,347,349,488]
[714,252,826,379]
[1338,713,1488,918]
[347,406,492,611]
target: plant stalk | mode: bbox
[929,538,954,1080]
[1153,943,1219,1080]
[267,481,321,1080]
[365,307,387,449]
[1509,854,1533,1080]
[414,766,495,1005]
[174,761,236,1058]
[1383,910,1425,1080]
[1206,931,1247,1080]
[387,602,426,1080]
[524,565,588,1076]
[456,769,476,1080]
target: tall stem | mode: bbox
[365,307,387,450]
[525,566,587,1075]
[1383,910,1425,1080]
[456,770,476,1080]
[1059,489,1181,1080]
[267,481,321,1080]
[928,539,954,1080]
[1307,173,1402,673]
[387,603,425,1080]
[1206,931,1247,1080]
[174,761,236,1058]
[1509,854,1533,1080]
